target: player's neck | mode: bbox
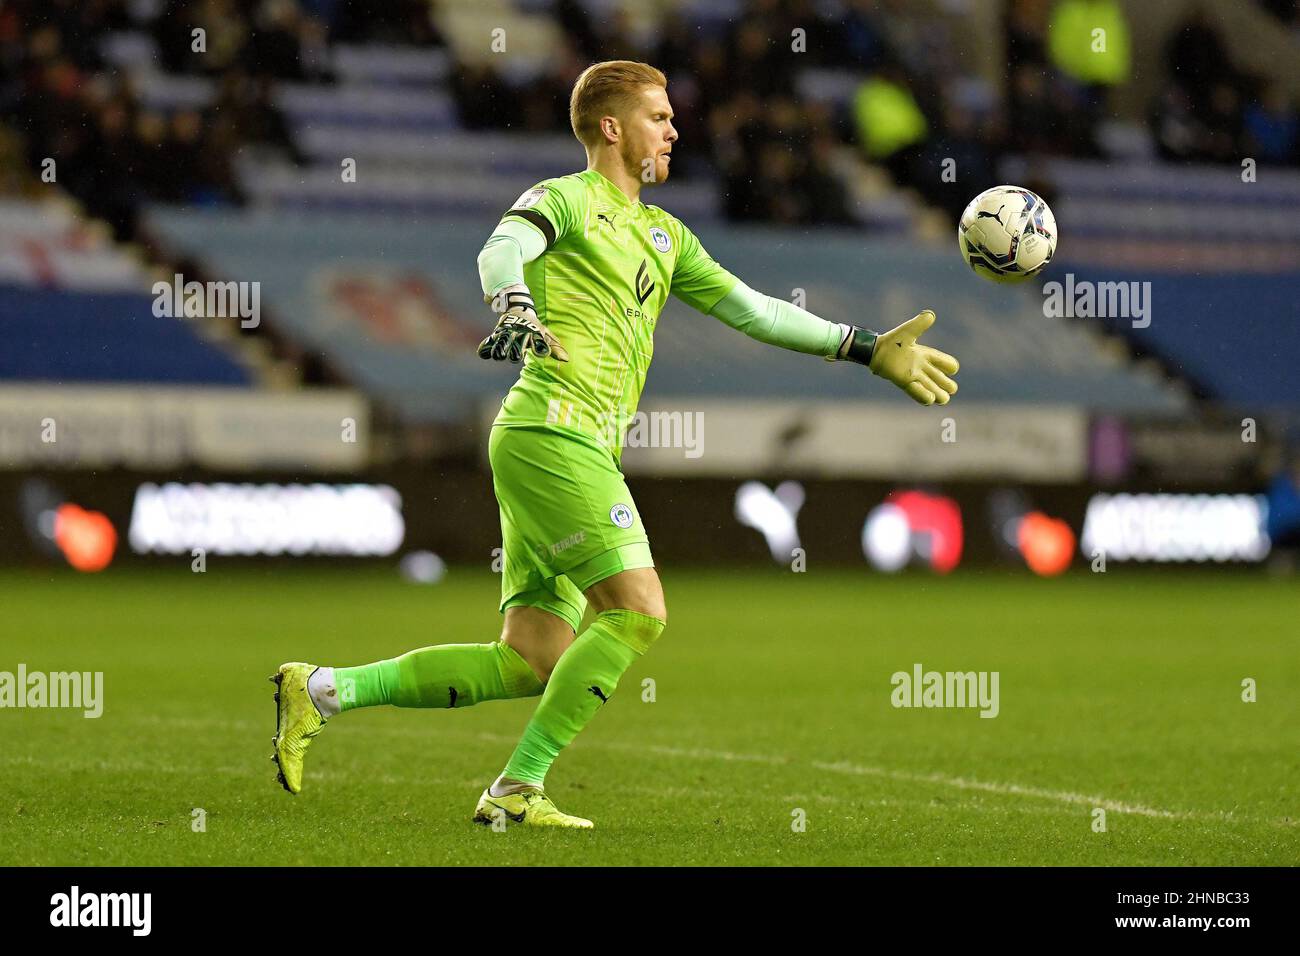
[586,155,641,205]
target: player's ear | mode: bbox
[601,116,619,145]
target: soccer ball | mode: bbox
[957,185,1057,283]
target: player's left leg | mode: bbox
[469,425,665,827]
[498,565,664,786]
[474,562,665,828]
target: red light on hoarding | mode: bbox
[54,503,117,572]
[1017,511,1075,576]
[886,490,963,574]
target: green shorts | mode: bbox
[490,424,654,632]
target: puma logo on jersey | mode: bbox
[597,213,617,228]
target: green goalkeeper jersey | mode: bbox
[493,169,739,457]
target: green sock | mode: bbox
[502,609,665,787]
[336,641,543,711]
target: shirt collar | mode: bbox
[586,168,640,210]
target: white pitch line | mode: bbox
[0,753,1064,820]
[93,715,1285,824]
[811,760,1223,821]
[464,734,1249,823]
[471,734,1241,822]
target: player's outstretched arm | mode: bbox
[476,219,570,363]
[707,282,958,405]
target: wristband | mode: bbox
[837,326,879,366]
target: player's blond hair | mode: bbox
[569,60,667,148]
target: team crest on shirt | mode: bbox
[649,227,672,253]
[609,503,635,529]
[512,187,547,210]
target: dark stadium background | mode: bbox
[3,0,1298,576]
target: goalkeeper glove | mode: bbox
[477,284,570,364]
[836,310,959,406]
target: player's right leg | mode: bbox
[270,631,550,795]
[268,612,566,797]
[269,471,578,796]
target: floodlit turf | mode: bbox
[0,565,1296,866]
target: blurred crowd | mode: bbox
[892,0,1300,224]
[0,0,437,239]
[5,1,286,237]
[446,0,1300,226]
[1152,4,1299,168]
[1,0,1297,238]
[453,0,858,224]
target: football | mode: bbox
[957,185,1057,283]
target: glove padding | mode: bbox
[867,310,959,406]
[478,310,571,363]
[477,285,569,364]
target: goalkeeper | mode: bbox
[270,61,959,828]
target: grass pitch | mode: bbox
[1,566,1296,866]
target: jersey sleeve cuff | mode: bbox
[698,273,742,317]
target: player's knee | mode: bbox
[639,579,667,626]
[633,595,667,627]
[587,568,666,625]
[500,607,575,682]
[600,606,666,655]
[606,589,666,628]
[501,632,554,682]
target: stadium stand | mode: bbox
[2,0,1295,426]
[146,207,1188,423]
[1069,268,1300,409]
[0,197,254,385]
[0,283,252,385]
[0,197,149,290]
[1014,157,1300,272]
